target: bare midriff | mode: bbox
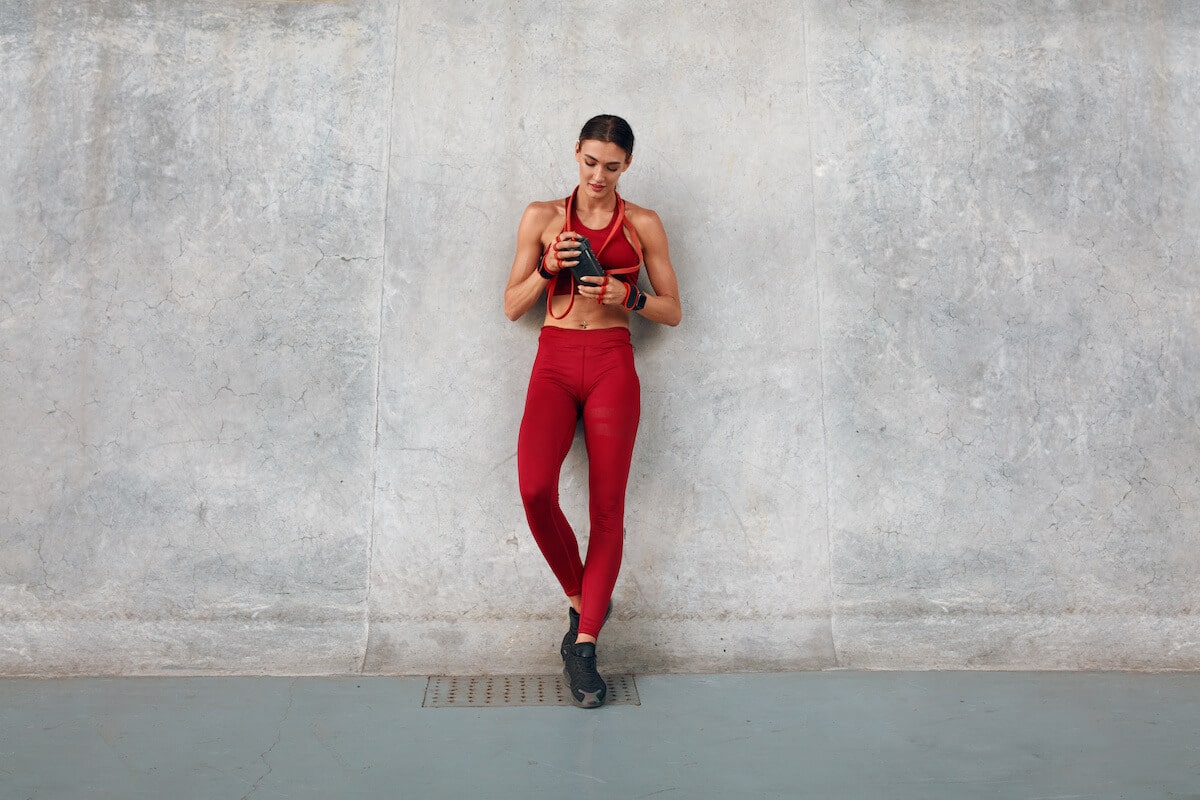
[543,293,632,330]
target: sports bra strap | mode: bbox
[546,187,643,320]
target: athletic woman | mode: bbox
[503,115,682,708]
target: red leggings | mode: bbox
[518,326,641,638]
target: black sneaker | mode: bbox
[560,602,614,661]
[562,642,607,708]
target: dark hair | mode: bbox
[578,114,635,158]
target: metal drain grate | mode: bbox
[423,674,640,707]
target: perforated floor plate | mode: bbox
[423,674,640,707]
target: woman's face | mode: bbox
[575,139,631,200]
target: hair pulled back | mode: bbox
[578,114,635,158]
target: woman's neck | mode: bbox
[574,186,617,217]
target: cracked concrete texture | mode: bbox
[241,677,297,800]
[2,1,1199,674]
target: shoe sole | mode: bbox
[562,666,606,708]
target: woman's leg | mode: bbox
[517,347,584,598]
[577,338,641,640]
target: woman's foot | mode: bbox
[561,602,613,661]
[563,642,607,708]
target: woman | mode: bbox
[503,115,682,708]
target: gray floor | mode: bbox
[2,672,1198,799]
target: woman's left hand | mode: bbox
[577,275,622,306]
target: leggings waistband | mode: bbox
[538,325,631,346]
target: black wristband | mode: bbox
[536,252,556,280]
[624,284,648,312]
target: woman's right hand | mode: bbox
[544,232,582,274]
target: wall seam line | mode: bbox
[801,5,840,670]
[360,6,403,675]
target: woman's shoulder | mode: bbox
[521,198,567,223]
[621,200,664,232]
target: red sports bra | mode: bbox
[546,187,644,320]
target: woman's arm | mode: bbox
[630,209,682,327]
[503,203,554,321]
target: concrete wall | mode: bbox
[2,1,1197,676]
